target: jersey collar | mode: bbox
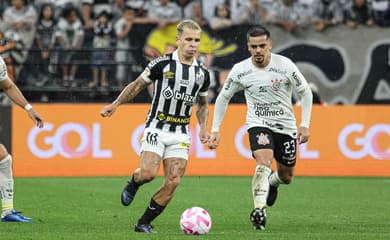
[172,50,198,66]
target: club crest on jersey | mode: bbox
[164,71,175,79]
[256,133,270,145]
[271,79,283,91]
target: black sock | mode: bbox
[137,198,166,225]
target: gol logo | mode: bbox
[338,123,390,160]
[27,122,112,159]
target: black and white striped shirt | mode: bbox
[141,50,210,134]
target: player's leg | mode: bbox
[0,144,32,222]
[267,135,297,207]
[248,127,275,230]
[121,128,164,207]
[135,157,187,233]
[135,132,189,233]
[121,151,161,206]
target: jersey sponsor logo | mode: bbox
[146,132,158,145]
[259,86,267,93]
[271,79,283,91]
[195,70,205,85]
[174,90,195,104]
[163,71,175,79]
[256,133,270,145]
[180,142,190,148]
[268,67,287,75]
[292,72,302,87]
[224,77,233,90]
[255,104,285,118]
[262,120,284,130]
[156,112,190,125]
[237,69,252,80]
[180,79,189,85]
[162,87,174,99]
[148,55,170,68]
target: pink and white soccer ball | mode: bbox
[180,206,212,235]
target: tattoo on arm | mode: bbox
[196,96,208,126]
[115,77,147,104]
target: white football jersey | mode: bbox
[0,56,8,82]
[219,53,311,137]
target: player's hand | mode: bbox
[208,132,220,149]
[28,109,44,128]
[198,126,209,144]
[100,103,117,117]
[297,126,310,144]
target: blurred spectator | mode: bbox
[0,31,16,81]
[295,0,323,28]
[239,0,268,25]
[33,0,81,19]
[34,3,56,87]
[82,0,112,31]
[124,0,149,19]
[369,0,390,26]
[268,0,301,33]
[88,11,113,88]
[50,6,84,87]
[0,1,10,17]
[174,0,194,19]
[202,0,225,23]
[190,1,209,27]
[114,6,135,88]
[147,0,181,27]
[210,4,233,30]
[313,0,344,32]
[2,0,38,79]
[345,0,374,28]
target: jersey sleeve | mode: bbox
[287,59,309,94]
[218,64,244,99]
[140,55,170,84]
[287,59,313,128]
[0,57,8,81]
[198,69,210,96]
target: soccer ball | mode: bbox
[179,206,212,235]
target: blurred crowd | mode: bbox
[0,0,389,102]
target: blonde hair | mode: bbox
[177,19,201,36]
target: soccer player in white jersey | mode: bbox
[0,56,44,222]
[208,26,313,230]
[100,19,210,233]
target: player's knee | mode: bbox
[0,144,9,160]
[165,176,181,191]
[140,169,157,183]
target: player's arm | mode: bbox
[0,78,44,128]
[100,76,148,117]
[209,72,242,149]
[196,95,209,144]
[291,64,313,144]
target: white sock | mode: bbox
[252,165,271,209]
[269,171,283,187]
[0,155,14,216]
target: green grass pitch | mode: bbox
[2,176,390,240]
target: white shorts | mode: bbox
[140,128,191,160]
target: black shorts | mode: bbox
[248,127,297,167]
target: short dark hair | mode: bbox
[246,26,270,41]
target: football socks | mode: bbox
[251,165,271,209]
[0,155,14,216]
